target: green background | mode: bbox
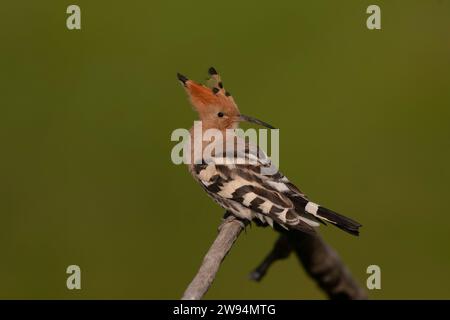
[1,0,449,299]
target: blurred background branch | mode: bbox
[250,231,368,299]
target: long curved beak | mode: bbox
[239,114,276,129]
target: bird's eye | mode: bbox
[217,112,224,118]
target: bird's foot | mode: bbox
[218,212,248,232]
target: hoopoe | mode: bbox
[177,67,361,236]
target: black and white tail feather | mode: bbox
[190,138,362,236]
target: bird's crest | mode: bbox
[177,67,239,115]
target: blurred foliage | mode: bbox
[0,0,449,299]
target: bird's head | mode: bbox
[177,67,274,131]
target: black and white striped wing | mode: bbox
[192,142,324,233]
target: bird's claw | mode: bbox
[218,213,248,232]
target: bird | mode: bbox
[176,67,362,236]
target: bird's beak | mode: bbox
[239,114,275,129]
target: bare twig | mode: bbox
[182,213,367,300]
[181,213,248,300]
[248,234,292,281]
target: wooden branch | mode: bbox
[181,213,248,300]
[250,231,368,300]
[182,213,367,300]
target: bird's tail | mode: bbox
[293,197,362,236]
[314,205,362,236]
